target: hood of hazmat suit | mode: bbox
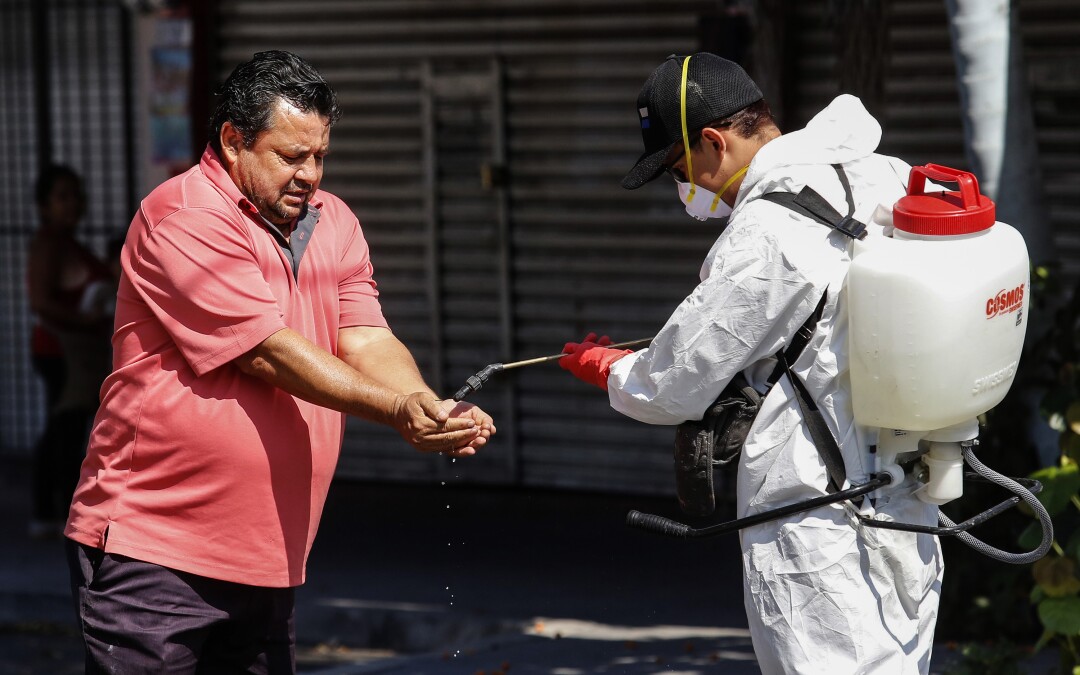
[607,95,943,674]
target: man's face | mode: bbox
[222,99,330,226]
[664,129,726,191]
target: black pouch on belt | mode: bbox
[671,295,825,517]
[673,372,761,516]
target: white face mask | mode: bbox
[676,165,748,221]
[678,181,729,220]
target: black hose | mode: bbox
[626,473,892,539]
[627,445,1054,566]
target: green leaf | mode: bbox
[1066,530,1080,560]
[1030,464,1080,517]
[1060,432,1080,464]
[1031,584,1047,604]
[1065,435,1080,465]
[1068,403,1080,435]
[1037,596,1080,635]
[1033,627,1055,652]
[1033,557,1080,597]
[1020,521,1048,552]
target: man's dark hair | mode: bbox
[691,99,776,147]
[209,50,342,152]
[35,164,82,207]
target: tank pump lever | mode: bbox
[452,337,654,401]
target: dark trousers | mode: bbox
[66,540,297,674]
[31,355,70,521]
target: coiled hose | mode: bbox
[939,444,1054,565]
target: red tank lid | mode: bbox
[893,164,996,236]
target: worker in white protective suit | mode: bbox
[558,53,944,674]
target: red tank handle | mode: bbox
[907,163,983,211]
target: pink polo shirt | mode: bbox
[66,146,388,587]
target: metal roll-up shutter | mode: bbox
[215,0,724,494]
[0,0,134,454]
[0,1,41,454]
[789,0,1076,279]
[786,1,967,169]
[1020,0,1080,280]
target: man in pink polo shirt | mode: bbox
[64,50,495,674]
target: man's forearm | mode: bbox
[236,327,401,426]
[337,328,437,398]
[236,326,484,456]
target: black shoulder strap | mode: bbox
[777,340,848,494]
[758,164,868,241]
[784,292,827,365]
[766,292,827,388]
[757,292,846,493]
[753,165,859,493]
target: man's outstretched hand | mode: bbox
[559,332,633,391]
[391,392,496,457]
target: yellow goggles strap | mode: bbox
[679,56,696,203]
[681,55,748,213]
[711,165,749,212]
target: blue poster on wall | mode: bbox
[149,17,191,174]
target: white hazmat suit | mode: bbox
[607,95,944,674]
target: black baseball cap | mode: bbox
[622,53,763,190]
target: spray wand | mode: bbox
[452,337,654,401]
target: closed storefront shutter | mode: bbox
[213,0,1078,495]
[1020,0,1080,278]
[215,0,718,494]
[792,0,1078,275]
[0,0,134,454]
[785,1,967,169]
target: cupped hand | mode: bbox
[391,392,497,457]
[439,400,496,453]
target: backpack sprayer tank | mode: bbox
[847,164,1030,505]
[623,163,1049,563]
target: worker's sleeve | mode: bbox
[606,218,823,426]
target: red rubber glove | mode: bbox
[558,332,632,391]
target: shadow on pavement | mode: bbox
[0,454,1060,674]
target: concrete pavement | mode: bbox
[0,453,1057,674]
